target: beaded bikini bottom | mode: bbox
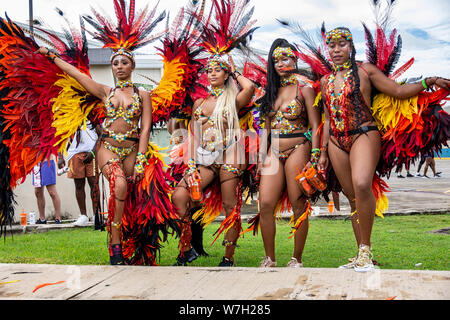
[103,140,137,160]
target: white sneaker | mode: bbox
[353,245,374,272]
[259,256,277,268]
[73,215,89,226]
[286,257,303,268]
[338,256,357,269]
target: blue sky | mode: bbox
[3,0,449,79]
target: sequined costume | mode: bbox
[268,74,313,160]
[0,1,182,266]
[277,4,450,219]
[168,0,260,266]
[324,63,378,153]
[101,82,142,159]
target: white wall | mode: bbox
[89,66,115,87]
[89,66,162,88]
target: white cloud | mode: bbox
[2,0,449,78]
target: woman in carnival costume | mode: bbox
[321,27,448,272]
[280,0,450,272]
[171,0,257,267]
[0,0,181,265]
[254,39,321,268]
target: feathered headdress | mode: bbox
[195,0,259,72]
[150,0,210,124]
[83,0,166,64]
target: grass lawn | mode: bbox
[0,214,448,270]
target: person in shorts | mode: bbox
[64,123,99,226]
[32,156,63,224]
[422,152,441,178]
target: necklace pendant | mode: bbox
[117,80,134,88]
[210,87,224,97]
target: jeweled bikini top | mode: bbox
[269,75,308,134]
[102,81,142,142]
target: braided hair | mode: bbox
[348,31,363,113]
[329,27,363,111]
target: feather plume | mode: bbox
[390,57,414,80]
[195,0,258,55]
[278,19,332,77]
[83,0,166,52]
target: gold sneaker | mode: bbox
[338,256,357,269]
[354,245,374,272]
[259,256,277,268]
[286,257,303,268]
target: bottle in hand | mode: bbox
[190,171,202,201]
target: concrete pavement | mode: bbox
[1,160,449,301]
[0,263,449,300]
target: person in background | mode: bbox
[422,152,441,178]
[63,122,100,226]
[396,164,413,178]
[32,155,63,224]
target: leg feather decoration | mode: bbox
[211,182,243,246]
[191,182,223,227]
[372,174,390,218]
[288,201,311,239]
[121,142,181,265]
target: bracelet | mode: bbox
[310,148,321,167]
[233,71,241,79]
[134,152,148,174]
[186,158,197,175]
[90,150,95,158]
[422,78,428,90]
[45,48,60,62]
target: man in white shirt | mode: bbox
[63,122,99,226]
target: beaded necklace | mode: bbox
[332,60,352,73]
[116,79,134,88]
[210,86,224,97]
[326,60,353,132]
[280,74,298,87]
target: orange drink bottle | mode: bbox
[328,200,334,213]
[190,171,202,201]
[305,167,327,191]
[20,210,27,226]
[298,170,315,196]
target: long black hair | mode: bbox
[328,27,363,109]
[347,29,363,110]
[259,38,312,115]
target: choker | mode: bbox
[116,80,134,88]
[210,87,224,97]
[332,60,352,73]
[280,75,298,87]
